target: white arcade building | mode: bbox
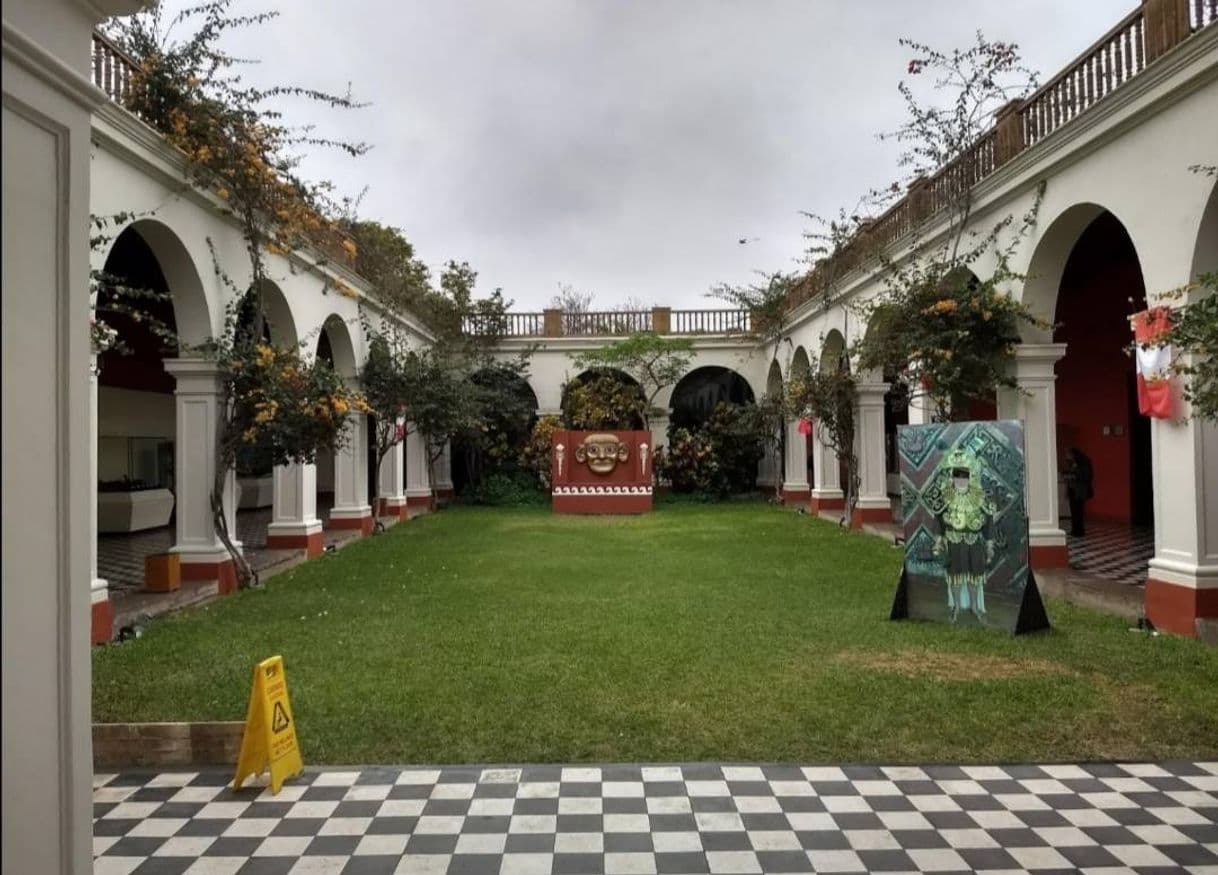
[1,2,1215,871]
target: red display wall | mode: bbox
[551,430,653,514]
[1054,214,1151,525]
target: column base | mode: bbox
[1145,577,1218,638]
[1030,544,1070,568]
[809,490,845,512]
[377,496,409,520]
[433,486,455,503]
[92,580,112,644]
[329,507,375,536]
[266,521,324,557]
[406,491,435,514]
[854,503,893,524]
[781,485,810,505]
[178,556,239,595]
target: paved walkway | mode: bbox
[94,762,1218,874]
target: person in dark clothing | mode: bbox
[1064,447,1094,537]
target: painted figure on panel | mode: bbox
[933,444,995,621]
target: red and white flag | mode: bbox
[1131,307,1173,419]
[797,418,813,436]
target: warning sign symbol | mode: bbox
[272,701,291,734]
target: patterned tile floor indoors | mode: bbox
[1066,522,1156,588]
[94,762,1218,874]
[99,496,339,592]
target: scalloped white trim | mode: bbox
[553,486,653,496]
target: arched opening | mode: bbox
[669,366,756,429]
[95,222,208,592]
[313,317,357,523]
[1192,179,1218,278]
[1040,207,1154,581]
[232,282,300,546]
[452,367,539,496]
[765,359,785,492]
[561,368,646,430]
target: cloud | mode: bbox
[159,0,1133,309]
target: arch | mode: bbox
[818,331,845,374]
[561,367,646,430]
[766,359,783,398]
[106,218,212,347]
[1191,178,1218,279]
[256,280,298,347]
[319,315,358,379]
[1049,207,1152,535]
[669,366,756,429]
[1021,202,1144,342]
[790,346,812,380]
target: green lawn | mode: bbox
[94,503,1218,765]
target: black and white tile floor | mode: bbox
[94,762,1218,874]
[1066,523,1156,588]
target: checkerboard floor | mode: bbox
[1066,522,1155,588]
[94,762,1218,874]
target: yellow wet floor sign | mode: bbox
[233,655,303,794]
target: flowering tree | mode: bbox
[573,332,693,429]
[785,353,860,523]
[1158,272,1218,422]
[108,3,370,586]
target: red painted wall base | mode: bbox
[782,488,810,505]
[182,558,238,595]
[266,530,324,558]
[435,488,455,501]
[406,493,435,512]
[377,498,409,520]
[1030,544,1070,569]
[1145,578,1218,637]
[809,494,845,512]
[854,506,892,525]
[330,514,375,536]
[554,494,653,514]
[92,598,113,644]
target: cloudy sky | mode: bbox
[175,0,1131,310]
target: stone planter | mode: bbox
[97,488,175,533]
[238,475,273,509]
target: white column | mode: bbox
[405,424,434,513]
[854,375,891,521]
[89,356,109,641]
[810,421,844,509]
[378,436,408,516]
[1146,359,1218,635]
[330,411,372,531]
[430,438,454,500]
[997,344,1067,567]
[781,419,810,500]
[163,359,240,574]
[266,462,323,553]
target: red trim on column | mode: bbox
[330,514,375,535]
[781,488,810,505]
[809,494,844,512]
[376,498,409,520]
[853,506,892,524]
[1030,544,1070,569]
[266,530,324,557]
[181,558,238,595]
[434,488,455,501]
[1145,578,1218,637]
[406,493,435,511]
[91,598,113,645]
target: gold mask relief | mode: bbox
[575,433,629,474]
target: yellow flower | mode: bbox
[332,397,350,416]
[341,239,358,260]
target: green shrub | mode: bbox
[464,471,546,507]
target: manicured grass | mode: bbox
[94,503,1218,765]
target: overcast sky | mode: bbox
[175,0,1132,310]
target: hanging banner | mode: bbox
[797,418,813,436]
[890,420,1049,635]
[1131,307,1173,419]
[233,655,303,794]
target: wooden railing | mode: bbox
[671,309,751,334]
[786,0,1215,312]
[1022,9,1146,147]
[92,31,141,111]
[1193,0,1218,29]
[466,307,752,338]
